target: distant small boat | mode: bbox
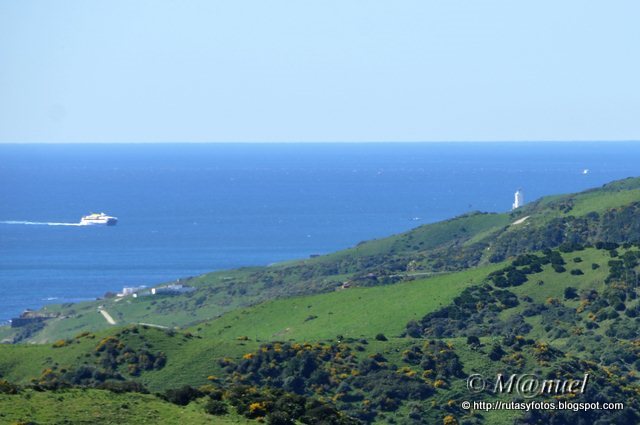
[80,212,117,226]
[582,169,590,175]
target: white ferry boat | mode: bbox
[80,212,118,226]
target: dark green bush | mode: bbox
[204,399,228,415]
[0,379,19,394]
[162,385,202,406]
[564,287,578,300]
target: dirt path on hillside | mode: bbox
[98,308,116,325]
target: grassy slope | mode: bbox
[307,212,511,263]
[465,247,639,423]
[510,248,609,304]
[0,245,637,424]
[200,246,638,424]
[0,389,250,425]
[0,246,622,380]
[19,267,264,344]
[0,335,99,383]
[141,265,501,390]
[0,265,499,391]
[517,179,640,218]
[194,265,500,342]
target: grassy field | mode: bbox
[0,245,637,424]
[506,247,610,305]
[0,243,631,387]
[0,335,99,384]
[0,389,250,425]
[307,212,512,263]
[194,265,502,342]
[0,264,500,391]
[142,264,502,390]
[569,188,640,216]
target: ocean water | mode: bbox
[1,142,640,322]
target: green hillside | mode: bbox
[1,177,640,424]
[193,265,499,342]
[209,244,640,424]
[0,389,251,425]
[0,266,498,390]
[1,243,639,423]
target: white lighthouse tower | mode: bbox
[512,189,524,210]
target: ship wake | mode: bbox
[0,220,85,226]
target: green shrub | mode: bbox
[488,344,505,361]
[204,399,228,415]
[552,264,566,273]
[466,336,481,347]
[162,385,202,406]
[0,379,19,394]
[267,411,295,425]
[564,287,578,300]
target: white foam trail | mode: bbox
[0,220,85,226]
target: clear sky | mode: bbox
[1,1,639,142]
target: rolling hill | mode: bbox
[1,177,640,424]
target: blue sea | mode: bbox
[1,142,640,322]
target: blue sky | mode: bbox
[1,1,639,142]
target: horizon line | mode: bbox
[1,140,640,145]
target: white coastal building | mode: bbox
[512,190,524,210]
[118,286,147,297]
